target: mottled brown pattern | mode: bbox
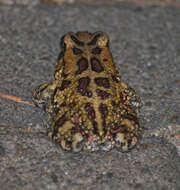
[94,77,110,88]
[99,103,108,119]
[77,77,92,97]
[91,120,98,134]
[102,120,107,134]
[77,77,90,95]
[33,31,141,152]
[76,57,88,75]
[85,103,96,120]
[96,89,110,99]
[91,57,104,73]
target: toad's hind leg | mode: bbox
[115,119,141,151]
[50,118,85,152]
[114,117,141,151]
[112,103,141,151]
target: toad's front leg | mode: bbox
[32,80,59,112]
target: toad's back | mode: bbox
[33,31,141,152]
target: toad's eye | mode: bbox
[91,47,102,55]
[72,47,84,55]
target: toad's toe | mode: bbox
[72,132,84,152]
[60,138,71,151]
[115,132,128,151]
[115,132,138,151]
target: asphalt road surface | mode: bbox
[0,1,180,190]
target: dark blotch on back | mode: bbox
[85,103,96,119]
[88,34,101,46]
[76,57,88,75]
[78,77,90,92]
[60,80,71,90]
[71,35,84,46]
[96,89,110,99]
[77,77,92,97]
[94,77,110,88]
[92,120,98,134]
[99,103,108,119]
[91,57,104,73]
[102,120,107,134]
